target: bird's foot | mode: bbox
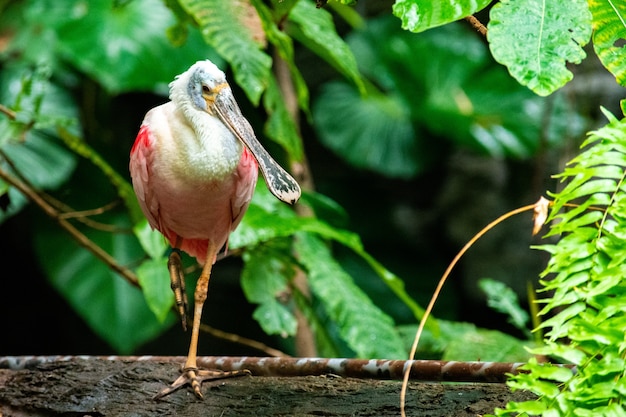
[153,367,251,400]
[167,249,189,331]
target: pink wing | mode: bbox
[129,122,161,232]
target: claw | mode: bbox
[168,249,188,331]
[153,368,251,400]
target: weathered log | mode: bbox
[0,356,536,416]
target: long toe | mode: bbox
[154,368,251,400]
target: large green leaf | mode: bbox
[589,0,626,86]
[33,212,176,353]
[179,0,272,105]
[8,0,221,94]
[488,0,592,96]
[392,0,492,33]
[287,0,365,93]
[313,82,420,178]
[296,233,407,359]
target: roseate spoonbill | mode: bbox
[129,60,301,399]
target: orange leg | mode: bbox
[154,242,249,400]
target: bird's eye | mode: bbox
[201,85,210,94]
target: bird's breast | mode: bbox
[150,102,244,183]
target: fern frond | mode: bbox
[495,110,626,415]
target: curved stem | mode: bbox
[400,201,541,417]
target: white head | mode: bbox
[169,60,229,114]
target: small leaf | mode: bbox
[136,257,175,323]
[392,0,492,33]
[133,219,168,260]
[241,246,292,305]
[488,0,592,96]
[589,0,626,86]
[478,278,530,335]
[240,237,297,337]
[252,300,297,337]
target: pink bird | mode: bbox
[129,60,301,399]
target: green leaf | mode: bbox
[478,278,530,335]
[392,0,492,33]
[313,81,421,178]
[18,0,221,94]
[133,219,168,260]
[443,328,532,362]
[488,0,592,96]
[287,0,364,93]
[0,135,77,223]
[399,320,529,360]
[589,0,626,86]
[136,257,175,323]
[33,212,175,353]
[241,240,298,337]
[179,0,272,105]
[241,247,292,304]
[252,300,297,337]
[251,0,310,114]
[296,233,406,359]
[531,341,587,365]
[262,74,304,161]
[298,191,349,229]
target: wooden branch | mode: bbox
[465,15,488,36]
[1,355,574,382]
